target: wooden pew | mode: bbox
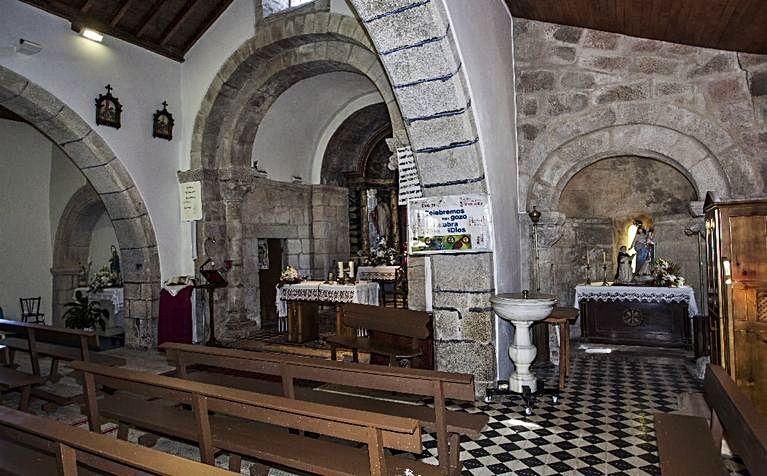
[0,367,43,411]
[654,364,767,475]
[0,319,126,406]
[70,360,439,476]
[161,342,488,475]
[0,405,232,475]
[326,303,433,369]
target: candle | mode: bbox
[586,250,590,266]
[348,261,355,278]
[602,250,606,265]
[337,261,344,277]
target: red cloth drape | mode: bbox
[158,286,194,345]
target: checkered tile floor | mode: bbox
[415,350,749,475]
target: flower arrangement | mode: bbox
[279,266,303,284]
[653,258,686,287]
[358,237,399,266]
[89,265,120,292]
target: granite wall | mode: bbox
[514,19,767,312]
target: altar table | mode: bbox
[275,281,379,343]
[575,285,699,348]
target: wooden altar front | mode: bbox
[575,285,699,349]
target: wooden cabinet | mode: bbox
[580,300,691,348]
[705,194,767,416]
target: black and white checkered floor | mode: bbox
[416,350,749,475]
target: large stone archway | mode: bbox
[0,66,161,348]
[187,4,498,389]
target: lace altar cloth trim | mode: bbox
[574,285,699,317]
[275,281,380,318]
[357,266,400,281]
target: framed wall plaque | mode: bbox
[95,84,122,129]
[152,101,174,140]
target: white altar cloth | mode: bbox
[275,281,380,319]
[574,285,699,317]
[356,266,400,281]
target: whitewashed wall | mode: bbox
[0,0,184,280]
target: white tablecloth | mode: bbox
[356,266,400,281]
[275,281,380,318]
[74,287,124,314]
[574,285,699,317]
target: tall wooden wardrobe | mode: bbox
[704,193,767,415]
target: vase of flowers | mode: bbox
[653,258,685,287]
[279,266,303,285]
[358,237,399,266]
[89,265,120,292]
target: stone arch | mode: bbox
[0,66,161,348]
[527,124,731,211]
[50,185,105,326]
[524,103,744,211]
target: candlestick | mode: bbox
[601,263,609,286]
[586,249,590,266]
[584,263,592,285]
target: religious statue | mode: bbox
[630,221,656,281]
[109,245,122,285]
[614,246,634,284]
[370,193,392,243]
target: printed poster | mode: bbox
[408,194,493,254]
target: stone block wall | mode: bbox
[514,19,767,202]
[514,18,767,310]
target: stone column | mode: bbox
[220,180,255,341]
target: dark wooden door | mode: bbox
[259,239,284,330]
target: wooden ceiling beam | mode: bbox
[160,0,204,46]
[136,0,166,38]
[109,0,134,27]
[184,0,235,55]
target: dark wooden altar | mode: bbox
[580,299,692,349]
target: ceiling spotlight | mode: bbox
[17,39,42,55]
[72,23,103,43]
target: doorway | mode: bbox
[259,239,285,330]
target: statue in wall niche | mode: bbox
[630,221,656,282]
[614,246,635,284]
[109,245,122,285]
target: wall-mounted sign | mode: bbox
[397,146,422,205]
[179,181,203,222]
[408,194,493,255]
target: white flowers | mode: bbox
[280,266,301,282]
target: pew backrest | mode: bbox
[341,303,430,339]
[0,406,231,475]
[704,365,767,474]
[0,319,100,351]
[161,341,476,401]
[69,360,423,455]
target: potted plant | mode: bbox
[63,291,108,331]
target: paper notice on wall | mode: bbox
[180,181,203,222]
[408,194,493,255]
[397,146,422,205]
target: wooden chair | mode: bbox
[0,406,232,476]
[72,360,439,476]
[327,303,432,369]
[382,267,408,308]
[161,342,488,474]
[654,364,767,475]
[19,297,44,324]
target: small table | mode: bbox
[276,281,379,343]
[543,308,579,390]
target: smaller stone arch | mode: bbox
[51,185,105,326]
[526,124,731,212]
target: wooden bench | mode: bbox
[326,303,433,369]
[0,367,43,411]
[161,342,489,474]
[71,360,439,476]
[654,364,767,475]
[0,319,125,407]
[0,405,232,475]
